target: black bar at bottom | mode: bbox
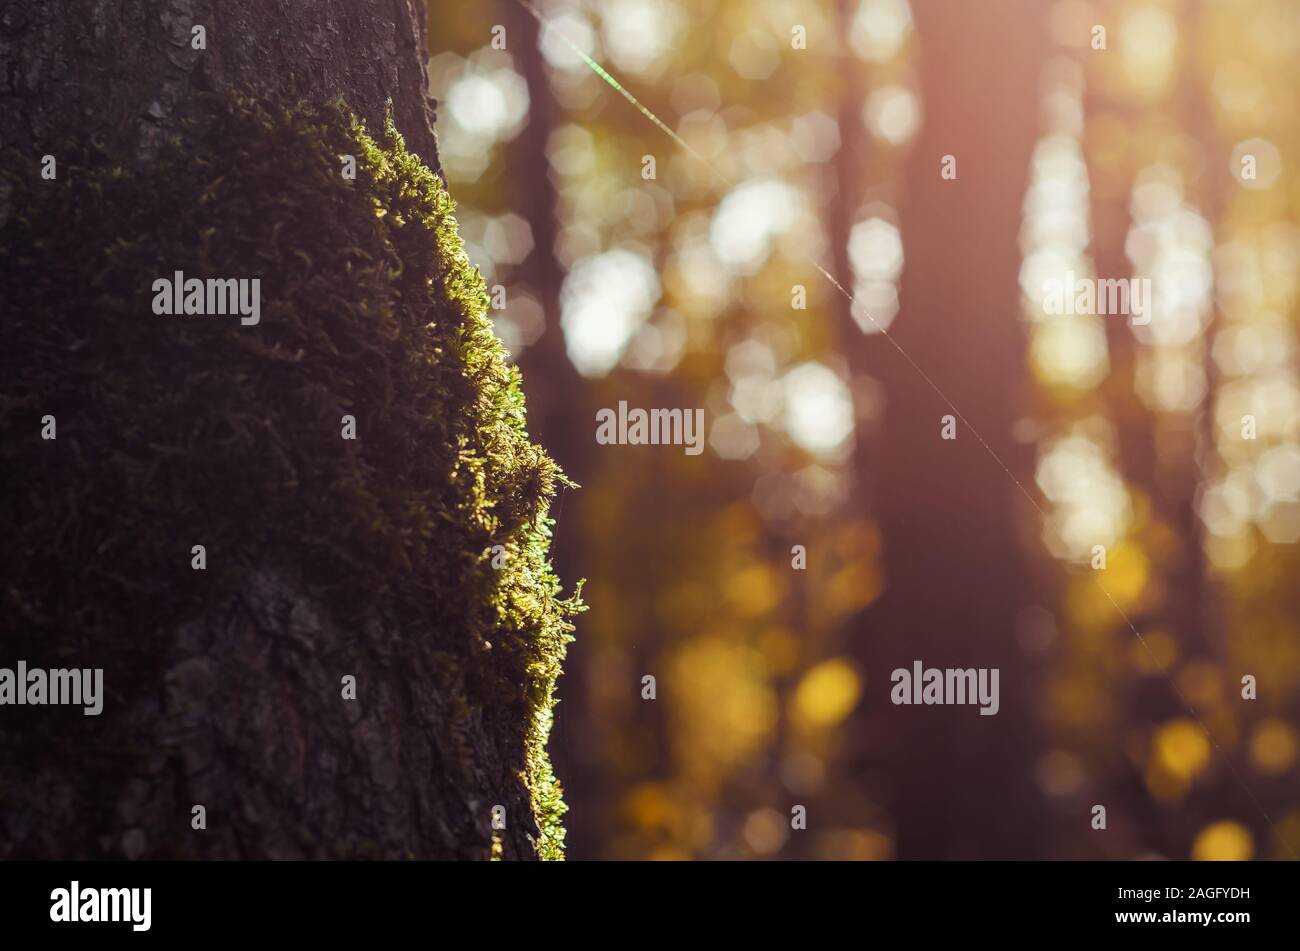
[0,859,1286,939]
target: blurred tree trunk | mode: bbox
[0,0,563,861]
[1084,2,1235,851]
[504,1,584,459]
[828,0,871,413]
[501,0,600,856]
[1086,36,1219,665]
[853,0,1048,859]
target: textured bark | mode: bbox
[8,568,539,860]
[0,0,440,173]
[0,1,557,860]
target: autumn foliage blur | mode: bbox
[429,0,1300,860]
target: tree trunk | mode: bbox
[851,0,1048,859]
[0,0,572,860]
[0,0,440,173]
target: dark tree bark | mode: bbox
[0,0,568,861]
[0,0,440,173]
[850,0,1048,859]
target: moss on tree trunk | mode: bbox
[0,3,577,860]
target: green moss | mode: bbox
[0,94,581,858]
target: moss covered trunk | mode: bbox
[0,1,576,860]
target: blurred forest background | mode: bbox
[427,0,1300,859]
